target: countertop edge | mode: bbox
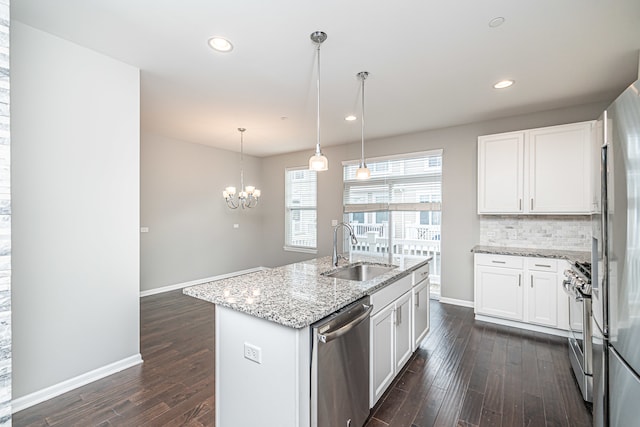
[471,245,590,263]
[183,256,432,329]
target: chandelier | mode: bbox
[223,128,260,209]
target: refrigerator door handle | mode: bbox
[601,142,609,336]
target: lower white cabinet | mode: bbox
[370,289,412,406]
[475,264,524,321]
[527,270,558,327]
[474,253,569,332]
[369,262,432,407]
[394,291,413,371]
[370,303,395,405]
[412,277,430,350]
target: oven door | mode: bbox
[568,288,593,401]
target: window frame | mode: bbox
[284,166,318,254]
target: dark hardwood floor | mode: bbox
[14,290,592,426]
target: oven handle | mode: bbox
[318,304,373,343]
[562,279,574,297]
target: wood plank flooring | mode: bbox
[14,290,592,426]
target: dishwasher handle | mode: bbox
[318,304,373,344]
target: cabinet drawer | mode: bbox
[370,274,412,316]
[412,263,430,285]
[525,258,557,272]
[475,253,523,269]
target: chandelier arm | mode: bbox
[225,198,239,209]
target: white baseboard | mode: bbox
[12,353,143,413]
[140,267,270,297]
[438,297,474,308]
[474,314,569,337]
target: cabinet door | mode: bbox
[527,271,558,327]
[475,265,524,321]
[394,291,413,371]
[528,122,593,213]
[370,304,395,406]
[412,279,430,350]
[478,132,525,213]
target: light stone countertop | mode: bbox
[471,245,590,263]
[183,255,431,329]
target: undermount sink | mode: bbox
[323,262,396,282]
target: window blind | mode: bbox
[285,167,317,249]
[343,151,442,213]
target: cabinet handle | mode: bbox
[518,275,521,287]
[530,198,534,210]
[396,306,402,325]
[530,276,533,288]
[534,264,551,268]
[491,260,506,264]
[416,292,420,307]
[519,198,522,210]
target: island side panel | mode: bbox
[215,305,311,427]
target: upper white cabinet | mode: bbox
[478,121,595,214]
[477,132,525,213]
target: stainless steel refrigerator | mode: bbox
[594,79,640,427]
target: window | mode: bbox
[285,167,317,252]
[343,150,442,287]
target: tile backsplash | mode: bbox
[479,215,591,251]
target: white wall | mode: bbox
[11,22,141,400]
[260,101,608,303]
[140,133,263,292]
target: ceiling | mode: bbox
[12,1,640,157]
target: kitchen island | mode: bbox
[183,255,430,427]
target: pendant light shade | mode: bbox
[309,31,329,172]
[356,71,371,180]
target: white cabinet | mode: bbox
[474,254,569,332]
[478,121,595,214]
[475,254,525,321]
[370,267,432,407]
[394,291,413,371]
[370,289,413,406]
[370,303,395,405]
[412,276,430,350]
[477,132,525,213]
[525,259,559,327]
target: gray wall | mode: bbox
[140,133,263,292]
[0,0,9,423]
[11,22,140,399]
[260,101,608,302]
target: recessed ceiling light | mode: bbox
[345,115,357,121]
[488,17,505,28]
[494,80,515,89]
[208,37,233,53]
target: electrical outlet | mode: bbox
[244,342,262,364]
[331,219,338,227]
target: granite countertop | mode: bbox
[183,255,430,329]
[471,245,590,263]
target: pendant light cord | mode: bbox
[239,128,245,190]
[316,43,321,155]
[361,74,365,165]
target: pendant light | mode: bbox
[356,71,371,180]
[308,31,329,172]
[223,128,261,209]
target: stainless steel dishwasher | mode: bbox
[311,296,372,427]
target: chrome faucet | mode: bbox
[333,222,358,267]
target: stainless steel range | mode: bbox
[563,260,593,402]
